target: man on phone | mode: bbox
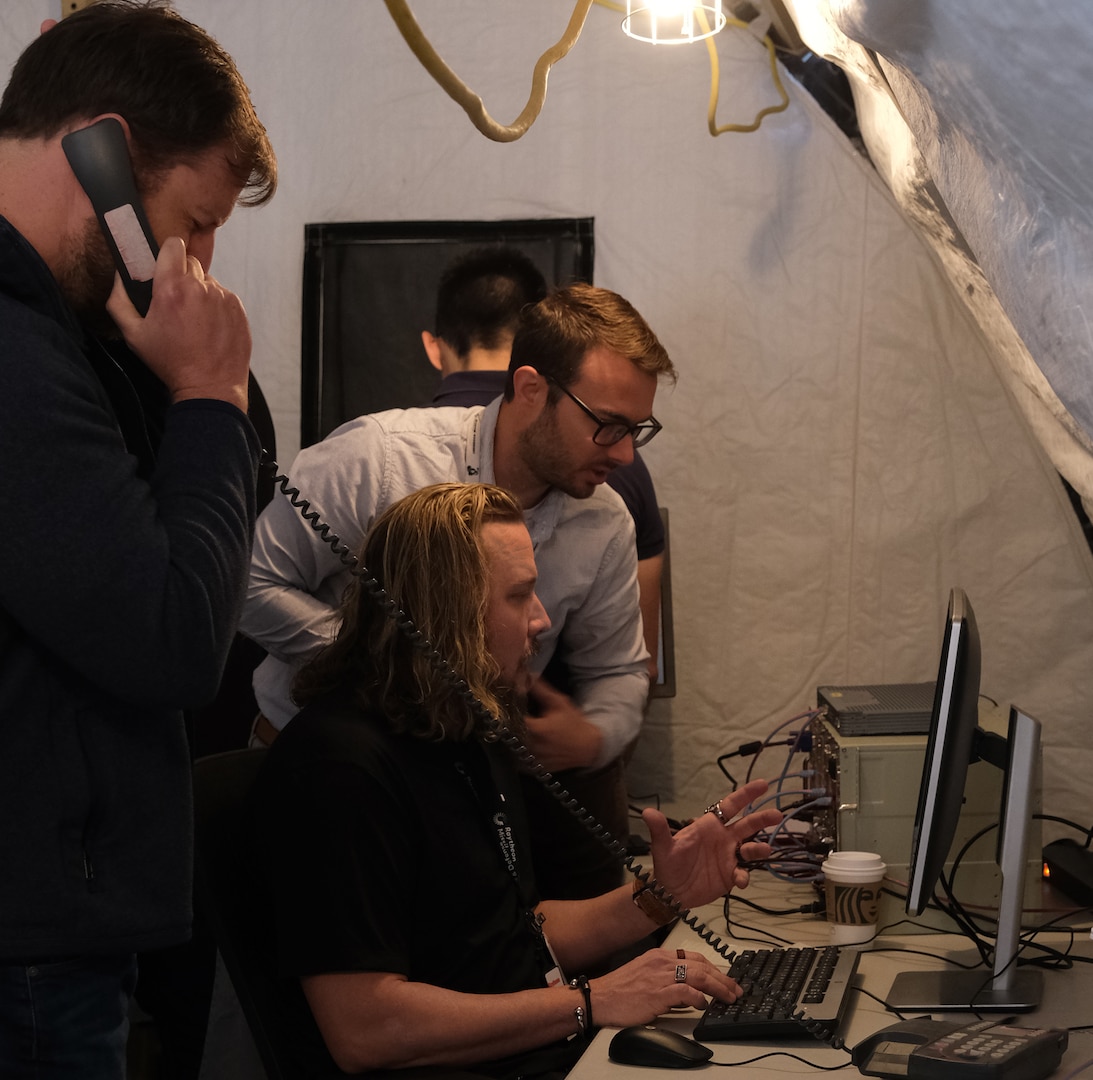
[0,4,276,1076]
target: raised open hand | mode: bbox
[641,779,783,912]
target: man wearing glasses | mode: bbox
[242,283,675,897]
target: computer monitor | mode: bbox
[905,587,982,917]
[887,587,1043,1012]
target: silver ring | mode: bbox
[705,801,729,826]
[674,964,687,983]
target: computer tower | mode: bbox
[808,700,1042,934]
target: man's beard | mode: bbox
[53,217,122,337]
[516,405,597,501]
[492,684,530,741]
[489,643,540,741]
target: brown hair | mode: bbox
[293,484,526,741]
[0,1,276,206]
[505,282,676,400]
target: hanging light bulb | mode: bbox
[622,0,726,44]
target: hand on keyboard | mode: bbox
[693,945,860,1041]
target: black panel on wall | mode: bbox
[300,218,595,448]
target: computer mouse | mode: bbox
[608,1025,714,1069]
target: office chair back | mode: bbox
[193,748,297,1080]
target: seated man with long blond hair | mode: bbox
[247,483,781,1079]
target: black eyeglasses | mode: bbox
[545,377,662,448]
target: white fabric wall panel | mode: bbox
[781,0,1093,515]
[4,3,1090,842]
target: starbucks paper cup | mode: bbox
[822,851,887,945]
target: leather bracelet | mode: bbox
[631,877,678,927]
[569,974,593,1037]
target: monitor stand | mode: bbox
[887,968,1042,1012]
[888,708,1043,1013]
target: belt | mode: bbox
[251,711,281,747]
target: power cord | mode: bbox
[724,891,824,919]
[711,1049,852,1070]
[714,716,827,885]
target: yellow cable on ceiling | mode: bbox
[383,0,594,143]
[383,0,790,142]
[701,13,790,134]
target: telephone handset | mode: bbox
[61,117,159,316]
[852,1017,1068,1080]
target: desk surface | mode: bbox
[570,879,1093,1079]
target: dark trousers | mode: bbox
[0,954,137,1079]
[133,930,218,1080]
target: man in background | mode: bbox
[424,247,667,686]
[424,245,549,406]
[0,3,276,1075]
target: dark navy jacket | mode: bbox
[0,216,258,958]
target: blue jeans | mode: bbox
[0,954,137,1079]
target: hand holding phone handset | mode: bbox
[62,117,251,413]
[268,463,783,956]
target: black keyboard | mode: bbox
[692,945,860,1041]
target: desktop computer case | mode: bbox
[808,701,1042,934]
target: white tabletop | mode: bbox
[569,877,1093,1078]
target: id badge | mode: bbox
[542,930,566,988]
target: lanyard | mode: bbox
[453,745,551,968]
[452,747,522,890]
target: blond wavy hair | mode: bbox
[292,483,526,741]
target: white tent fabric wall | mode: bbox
[5,3,1090,847]
[781,0,1093,517]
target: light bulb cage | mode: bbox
[622,2,726,45]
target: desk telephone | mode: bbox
[853,1018,1068,1080]
[63,115,854,1052]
